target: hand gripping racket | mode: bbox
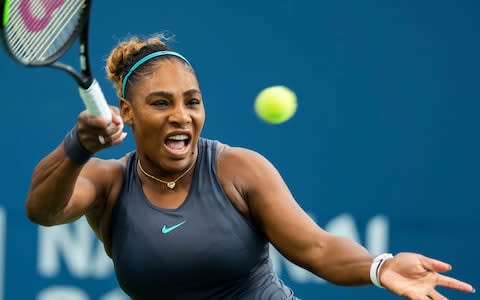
[0,0,111,122]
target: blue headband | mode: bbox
[121,50,191,97]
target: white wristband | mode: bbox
[370,253,393,288]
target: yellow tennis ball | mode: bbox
[254,86,297,124]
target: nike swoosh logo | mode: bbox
[161,220,187,234]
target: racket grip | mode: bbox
[79,79,112,123]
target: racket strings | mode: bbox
[6,1,47,51]
[9,0,82,61]
[34,1,82,61]
[5,0,84,63]
[10,0,77,57]
[7,0,74,60]
[8,0,81,56]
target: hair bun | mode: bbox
[105,35,169,97]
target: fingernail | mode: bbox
[121,132,128,140]
[472,288,476,293]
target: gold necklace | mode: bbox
[137,158,196,189]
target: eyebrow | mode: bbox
[146,89,201,100]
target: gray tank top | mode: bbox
[111,138,297,300]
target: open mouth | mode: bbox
[164,134,191,154]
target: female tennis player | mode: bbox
[25,34,475,300]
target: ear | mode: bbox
[120,98,133,125]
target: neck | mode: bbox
[137,156,196,190]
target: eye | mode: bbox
[187,98,201,106]
[152,99,169,107]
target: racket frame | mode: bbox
[0,0,111,121]
[0,0,93,88]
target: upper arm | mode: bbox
[55,157,124,228]
[60,159,108,223]
[217,147,332,270]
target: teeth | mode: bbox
[168,134,188,141]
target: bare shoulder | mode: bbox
[215,144,264,220]
[216,143,278,198]
[80,154,130,216]
[87,153,129,174]
[216,143,268,168]
[81,153,129,190]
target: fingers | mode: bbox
[110,127,128,146]
[437,274,475,293]
[110,106,123,126]
[419,255,451,273]
[426,289,447,300]
[405,289,447,300]
[76,108,127,152]
[92,121,126,146]
[419,255,475,293]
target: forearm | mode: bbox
[307,235,374,286]
[25,143,84,225]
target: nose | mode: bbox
[168,103,191,126]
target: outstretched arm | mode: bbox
[220,147,475,298]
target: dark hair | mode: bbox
[105,34,192,99]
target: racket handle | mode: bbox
[79,79,112,123]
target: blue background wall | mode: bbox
[0,0,478,299]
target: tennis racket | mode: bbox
[0,0,111,122]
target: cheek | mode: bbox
[194,108,206,126]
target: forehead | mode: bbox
[131,60,199,94]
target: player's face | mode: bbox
[121,60,205,173]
